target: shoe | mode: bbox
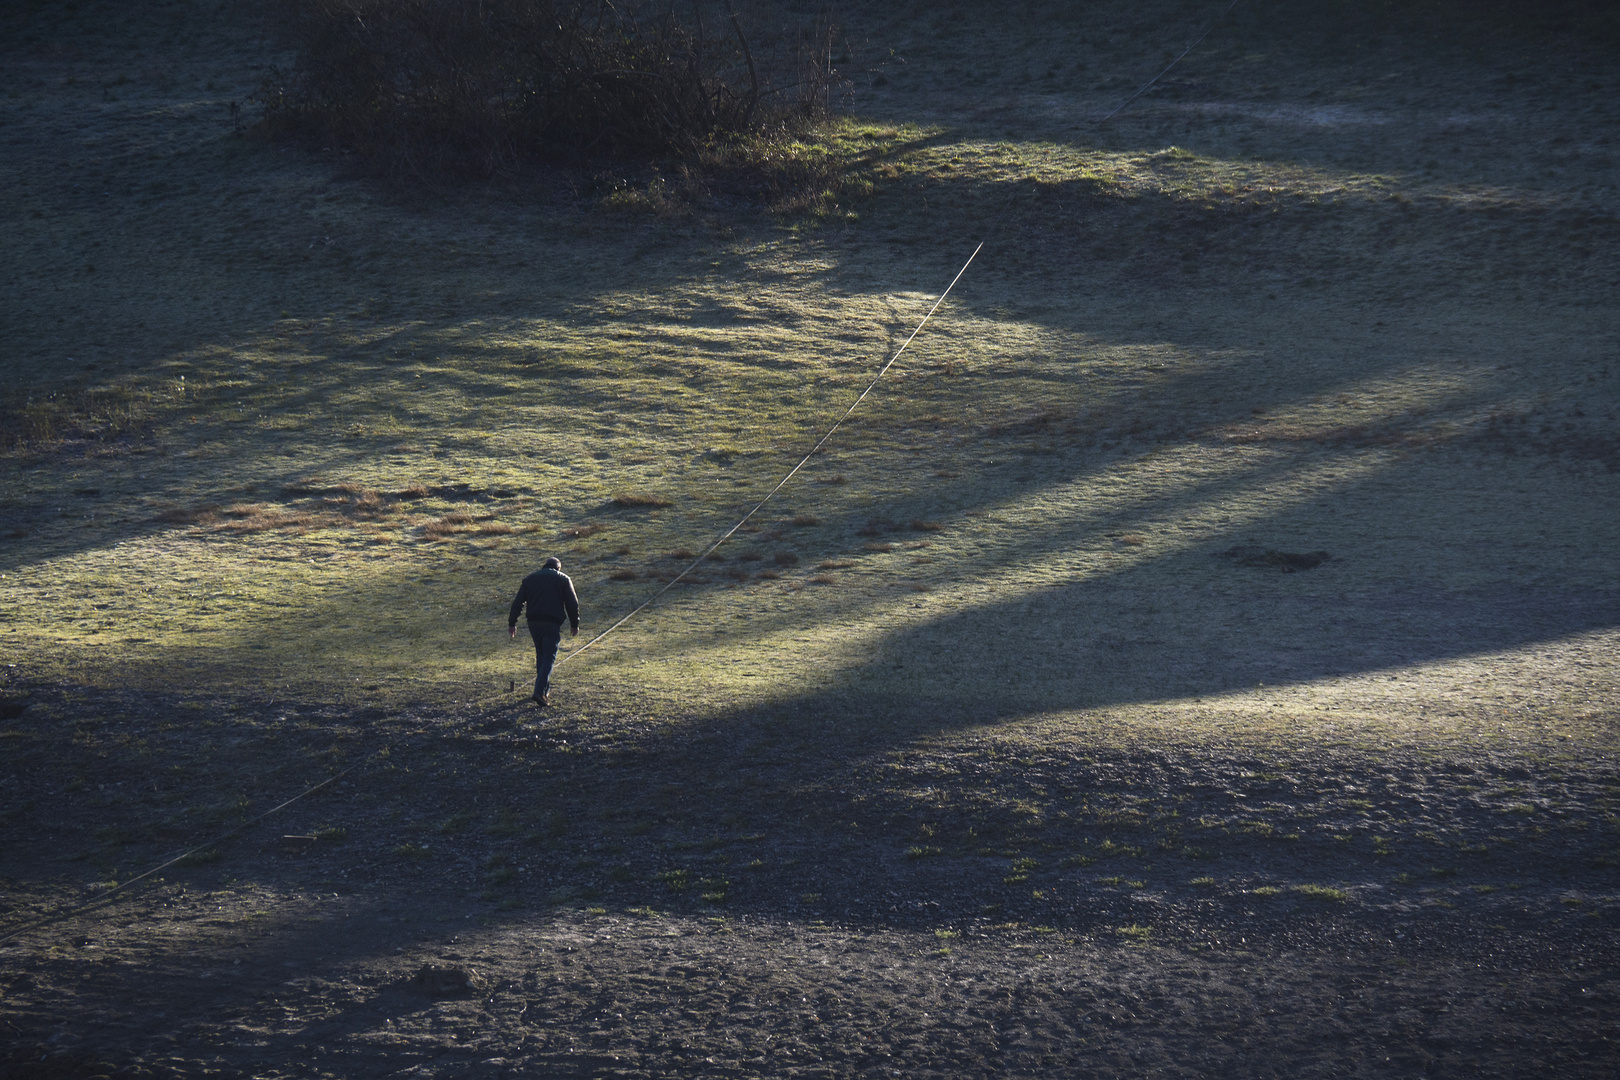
[541,692,551,706]
[531,694,546,706]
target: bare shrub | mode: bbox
[258,0,844,182]
[0,384,151,450]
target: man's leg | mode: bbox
[531,621,562,701]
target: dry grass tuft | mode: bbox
[791,514,821,527]
[613,492,675,508]
[816,560,855,570]
[155,505,220,525]
[563,524,603,538]
[608,569,639,581]
[808,574,837,585]
[423,512,475,539]
[668,548,697,561]
[910,519,943,532]
[773,551,800,566]
[863,542,894,553]
[210,504,323,533]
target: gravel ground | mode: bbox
[2,676,1616,1078]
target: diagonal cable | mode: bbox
[0,760,364,945]
[560,243,984,665]
[1099,0,1242,123]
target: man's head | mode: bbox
[543,556,562,571]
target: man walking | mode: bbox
[508,556,580,706]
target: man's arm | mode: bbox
[563,577,580,633]
[508,581,527,635]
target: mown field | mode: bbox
[2,1,1618,1077]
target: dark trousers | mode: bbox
[529,620,562,699]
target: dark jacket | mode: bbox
[509,568,580,630]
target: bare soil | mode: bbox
[1,673,1617,1078]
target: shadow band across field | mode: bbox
[730,580,1620,727]
[3,663,1617,1077]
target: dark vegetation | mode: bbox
[257,0,844,186]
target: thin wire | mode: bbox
[0,759,364,945]
[1098,0,1242,123]
[3,0,1247,946]
[561,243,984,666]
[556,0,1245,665]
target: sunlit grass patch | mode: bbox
[1003,857,1039,884]
[3,29,1617,752]
[1293,884,1349,903]
[656,869,692,892]
[1115,924,1153,944]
